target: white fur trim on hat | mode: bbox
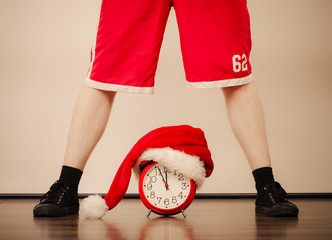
[80,194,108,219]
[134,147,206,189]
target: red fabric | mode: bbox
[104,125,214,210]
[87,0,252,92]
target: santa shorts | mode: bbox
[86,0,253,94]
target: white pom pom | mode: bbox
[80,195,108,219]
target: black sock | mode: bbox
[252,167,275,192]
[59,165,83,191]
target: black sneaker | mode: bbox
[255,182,299,217]
[33,181,79,217]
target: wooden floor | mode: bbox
[0,198,331,240]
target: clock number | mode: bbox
[172,196,177,204]
[154,168,159,176]
[150,191,155,199]
[178,192,183,199]
[164,198,169,206]
[163,166,171,173]
[181,183,188,190]
[147,183,152,190]
[157,197,162,204]
[149,176,157,183]
[178,174,184,181]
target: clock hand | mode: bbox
[166,170,168,188]
[164,170,176,196]
[157,167,169,190]
[166,185,175,197]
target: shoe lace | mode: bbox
[264,182,288,204]
[40,181,69,205]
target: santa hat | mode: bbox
[80,125,214,219]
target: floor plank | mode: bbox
[0,198,331,240]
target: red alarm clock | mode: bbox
[139,162,196,216]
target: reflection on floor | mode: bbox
[0,198,331,240]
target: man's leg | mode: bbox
[63,85,116,171]
[222,82,270,171]
[222,82,298,217]
[33,85,116,217]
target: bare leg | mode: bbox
[222,82,271,171]
[63,85,116,171]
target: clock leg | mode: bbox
[181,210,187,218]
[147,209,152,218]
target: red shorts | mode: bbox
[86,0,253,94]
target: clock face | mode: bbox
[139,162,196,215]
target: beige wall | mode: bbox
[0,0,331,194]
